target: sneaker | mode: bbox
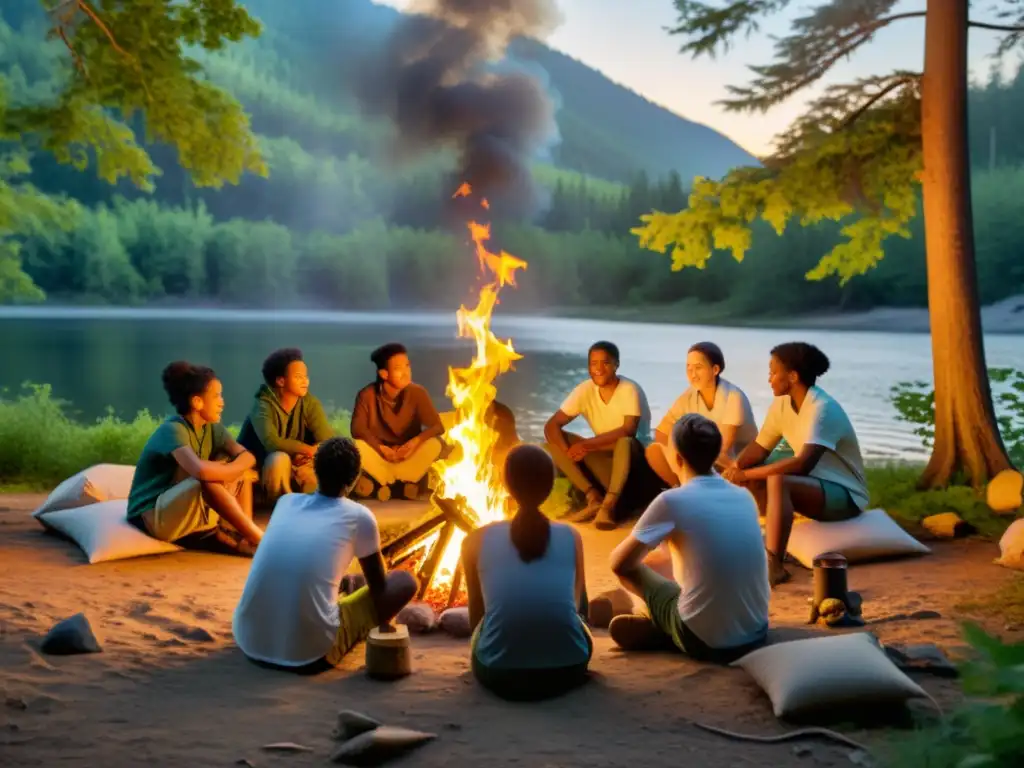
[353,474,374,499]
[609,614,674,651]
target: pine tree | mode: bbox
[1,0,267,302]
[634,0,1024,488]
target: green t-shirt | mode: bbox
[126,417,231,520]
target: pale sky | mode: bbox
[374,0,1017,156]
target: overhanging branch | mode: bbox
[968,20,1024,33]
[841,74,920,129]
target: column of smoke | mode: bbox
[351,0,561,217]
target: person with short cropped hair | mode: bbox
[646,341,757,487]
[462,444,592,701]
[127,361,263,556]
[233,437,418,673]
[350,343,445,501]
[238,348,335,505]
[544,340,652,530]
[723,342,868,587]
[609,414,770,663]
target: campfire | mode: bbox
[382,183,527,611]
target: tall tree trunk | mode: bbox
[918,0,1012,489]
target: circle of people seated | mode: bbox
[123,339,871,700]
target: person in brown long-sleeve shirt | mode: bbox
[350,343,445,501]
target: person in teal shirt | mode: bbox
[238,348,335,504]
[462,444,592,701]
[127,361,263,556]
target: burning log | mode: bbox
[383,495,477,605]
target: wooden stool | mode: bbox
[365,625,412,680]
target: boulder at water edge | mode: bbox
[40,612,102,655]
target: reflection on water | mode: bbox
[3,307,1024,462]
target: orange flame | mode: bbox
[415,184,527,598]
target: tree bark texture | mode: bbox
[918,0,1012,488]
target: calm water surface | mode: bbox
[3,307,1023,462]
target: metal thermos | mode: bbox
[812,552,849,605]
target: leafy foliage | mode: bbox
[0,382,351,489]
[883,623,1024,768]
[890,368,1024,467]
[637,0,927,284]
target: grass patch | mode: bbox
[866,463,1010,539]
[0,384,350,490]
[956,578,1024,626]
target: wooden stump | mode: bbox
[365,625,412,681]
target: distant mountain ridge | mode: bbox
[241,0,757,183]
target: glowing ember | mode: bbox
[403,183,527,606]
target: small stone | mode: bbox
[923,513,975,539]
[792,744,813,757]
[261,742,314,753]
[332,710,382,741]
[438,607,471,638]
[987,469,1023,513]
[587,588,636,629]
[396,602,436,634]
[40,613,102,655]
[329,726,435,765]
[847,749,875,767]
[887,643,958,678]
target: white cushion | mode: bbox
[37,500,181,564]
[996,518,1024,570]
[32,464,136,519]
[787,508,930,569]
[733,632,928,719]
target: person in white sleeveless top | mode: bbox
[723,342,868,588]
[544,340,652,530]
[462,444,592,701]
[646,341,757,487]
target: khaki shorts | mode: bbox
[141,478,219,542]
[324,587,379,667]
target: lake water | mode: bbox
[3,307,1023,462]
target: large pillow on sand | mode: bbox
[996,518,1024,570]
[787,508,930,569]
[37,499,181,564]
[32,464,136,519]
[733,632,928,719]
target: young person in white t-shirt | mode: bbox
[544,340,652,530]
[723,342,869,587]
[233,437,418,673]
[609,414,770,662]
[646,341,757,487]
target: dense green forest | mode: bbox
[2,0,1023,315]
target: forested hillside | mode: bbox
[2,0,1023,316]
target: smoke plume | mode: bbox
[352,0,562,217]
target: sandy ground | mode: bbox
[1,493,1022,768]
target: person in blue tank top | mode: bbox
[461,444,592,701]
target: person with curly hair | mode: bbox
[722,342,868,587]
[238,347,335,504]
[126,361,262,556]
[233,437,417,672]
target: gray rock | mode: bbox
[332,710,382,741]
[396,602,436,634]
[438,607,471,638]
[40,613,101,655]
[330,726,436,766]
